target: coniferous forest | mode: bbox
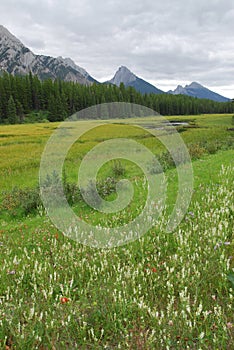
[0,72,233,124]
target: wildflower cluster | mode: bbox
[0,166,233,349]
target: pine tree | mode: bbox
[16,100,24,123]
[0,73,234,124]
[47,94,57,121]
[7,95,18,124]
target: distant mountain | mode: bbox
[0,25,96,84]
[168,82,229,102]
[0,25,231,101]
[107,66,164,94]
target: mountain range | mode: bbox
[168,82,229,102]
[0,25,230,102]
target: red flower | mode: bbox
[151,267,157,273]
[60,297,69,304]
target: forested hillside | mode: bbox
[0,72,233,123]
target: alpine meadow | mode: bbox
[0,111,234,349]
[0,5,234,349]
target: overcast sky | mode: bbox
[0,0,234,97]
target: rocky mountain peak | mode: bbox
[0,25,24,50]
[0,25,95,84]
[186,82,203,89]
[107,66,164,94]
[168,81,229,102]
[110,66,137,86]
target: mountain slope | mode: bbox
[0,25,95,84]
[168,82,229,102]
[107,66,164,94]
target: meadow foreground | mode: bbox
[0,114,233,349]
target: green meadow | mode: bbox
[0,114,232,190]
[0,114,234,349]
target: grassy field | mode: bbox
[0,113,233,191]
[0,114,234,349]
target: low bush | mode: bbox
[111,160,126,177]
[0,187,41,216]
[0,173,118,217]
[188,143,206,159]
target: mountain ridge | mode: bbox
[0,25,230,102]
[168,82,229,102]
[107,66,164,95]
[0,24,95,84]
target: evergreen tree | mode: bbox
[7,95,18,124]
[16,100,24,123]
[0,72,234,124]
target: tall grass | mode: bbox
[0,114,233,348]
[0,165,233,349]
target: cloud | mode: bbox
[0,0,233,97]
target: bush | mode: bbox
[0,170,120,217]
[148,152,171,174]
[205,141,220,154]
[1,187,41,216]
[80,180,102,209]
[97,177,117,197]
[64,182,81,205]
[148,147,189,174]
[24,110,50,123]
[61,171,81,205]
[112,160,126,177]
[80,177,118,209]
[188,143,206,159]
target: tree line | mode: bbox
[0,72,233,124]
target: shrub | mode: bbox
[62,171,81,205]
[0,170,120,217]
[112,160,126,177]
[80,180,102,209]
[80,177,118,209]
[97,177,117,197]
[148,148,188,175]
[202,140,220,154]
[149,152,174,174]
[1,187,41,216]
[188,143,206,159]
[64,182,81,205]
